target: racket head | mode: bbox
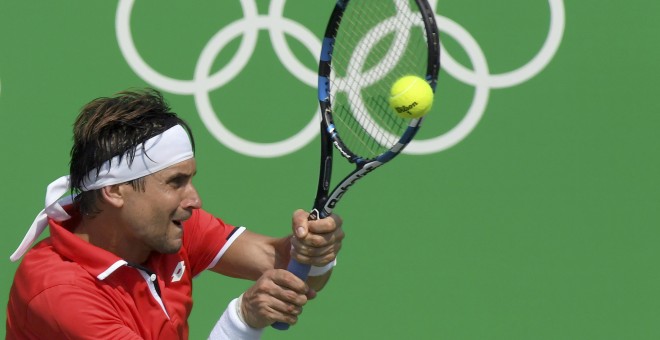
[318,0,440,164]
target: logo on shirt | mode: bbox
[171,261,186,282]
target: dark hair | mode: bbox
[70,88,195,215]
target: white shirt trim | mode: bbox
[207,226,246,270]
[97,260,128,280]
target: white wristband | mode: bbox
[208,295,263,340]
[308,258,337,276]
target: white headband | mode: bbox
[10,124,194,261]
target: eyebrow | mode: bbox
[165,170,197,182]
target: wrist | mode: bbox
[308,258,337,276]
[235,293,247,324]
[208,294,262,340]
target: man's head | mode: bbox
[10,88,202,261]
[69,89,202,256]
[70,88,195,216]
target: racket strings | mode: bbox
[329,0,429,160]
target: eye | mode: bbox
[168,176,188,188]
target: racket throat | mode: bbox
[325,160,381,211]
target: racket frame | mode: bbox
[273,0,440,330]
[312,0,440,219]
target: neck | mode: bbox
[74,211,150,264]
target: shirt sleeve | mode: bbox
[24,284,144,339]
[182,208,244,277]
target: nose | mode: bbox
[182,184,202,210]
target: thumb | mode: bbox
[293,209,309,238]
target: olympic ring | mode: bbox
[429,0,566,89]
[407,0,565,154]
[116,0,320,158]
[115,0,565,158]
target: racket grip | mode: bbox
[286,258,312,281]
[271,259,311,330]
[272,209,324,330]
[271,321,290,331]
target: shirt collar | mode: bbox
[48,207,128,280]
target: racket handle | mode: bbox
[286,258,312,281]
[272,209,325,330]
[271,260,311,330]
[271,321,290,331]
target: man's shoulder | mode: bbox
[13,240,98,294]
[7,240,103,326]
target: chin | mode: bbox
[158,240,183,255]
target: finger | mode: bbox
[242,284,306,328]
[290,243,341,266]
[267,303,302,326]
[296,228,345,248]
[292,252,340,267]
[306,288,318,300]
[268,294,305,316]
[291,237,339,256]
[263,281,308,325]
[271,269,309,295]
[307,214,342,234]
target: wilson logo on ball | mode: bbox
[395,102,418,113]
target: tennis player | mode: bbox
[5,89,344,339]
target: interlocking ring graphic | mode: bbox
[116,0,565,158]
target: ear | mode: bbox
[100,184,126,208]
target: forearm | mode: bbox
[212,231,291,280]
[213,210,342,287]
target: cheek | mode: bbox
[125,187,181,227]
[123,197,164,230]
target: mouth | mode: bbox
[172,214,191,227]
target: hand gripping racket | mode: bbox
[273,0,440,330]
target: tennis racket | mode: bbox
[273,0,440,330]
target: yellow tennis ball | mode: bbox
[388,76,434,119]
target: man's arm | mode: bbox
[207,209,344,328]
[209,229,291,280]
[209,210,343,289]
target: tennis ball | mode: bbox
[388,76,434,118]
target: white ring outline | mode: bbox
[429,0,565,88]
[193,14,321,158]
[116,0,320,158]
[405,0,564,154]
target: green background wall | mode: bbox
[1,1,659,339]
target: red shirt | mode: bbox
[6,207,243,340]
